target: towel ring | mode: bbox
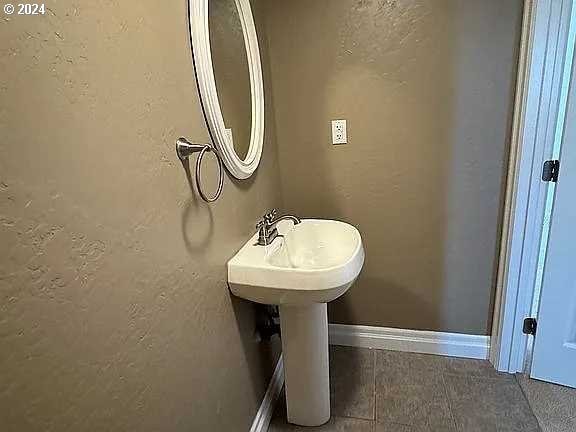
[176,137,224,202]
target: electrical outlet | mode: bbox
[225,128,234,147]
[331,119,347,145]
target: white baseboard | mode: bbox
[250,354,284,432]
[329,324,490,360]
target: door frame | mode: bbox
[491,0,576,373]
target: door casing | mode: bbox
[490,0,576,373]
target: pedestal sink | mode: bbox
[227,219,364,426]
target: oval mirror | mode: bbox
[188,0,264,179]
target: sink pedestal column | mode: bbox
[279,303,330,426]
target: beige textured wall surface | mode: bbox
[0,1,281,431]
[265,0,522,334]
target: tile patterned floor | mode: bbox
[268,346,576,432]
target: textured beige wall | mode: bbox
[0,1,281,431]
[265,0,522,334]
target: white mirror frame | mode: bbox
[188,0,264,180]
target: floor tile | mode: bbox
[375,351,456,430]
[439,357,512,380]
[517,374,576,432]
[269,349,572,432]
[374,421,456,431]
[377,350,445,375]
[373,422,413,431]
[268,415,373,432]
[330,346,375,420]
[444,374,541,432]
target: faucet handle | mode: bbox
[264,208,277,222]
[257,209,277,230]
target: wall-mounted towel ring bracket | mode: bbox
[176,137,224,202]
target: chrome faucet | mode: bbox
[256,209,301,246]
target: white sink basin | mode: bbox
[228,219,364,305]
[227,218,364,427]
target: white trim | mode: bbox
[249,355,284,432]
[489,0,534,374]
[490,0,576,373]
[329,324,490,360]
[188,0,265,179]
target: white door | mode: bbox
[531,62,576,388]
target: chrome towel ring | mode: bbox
[176,137,224,202]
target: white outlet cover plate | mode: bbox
[331,120,347,145]
[225,128,234,147]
